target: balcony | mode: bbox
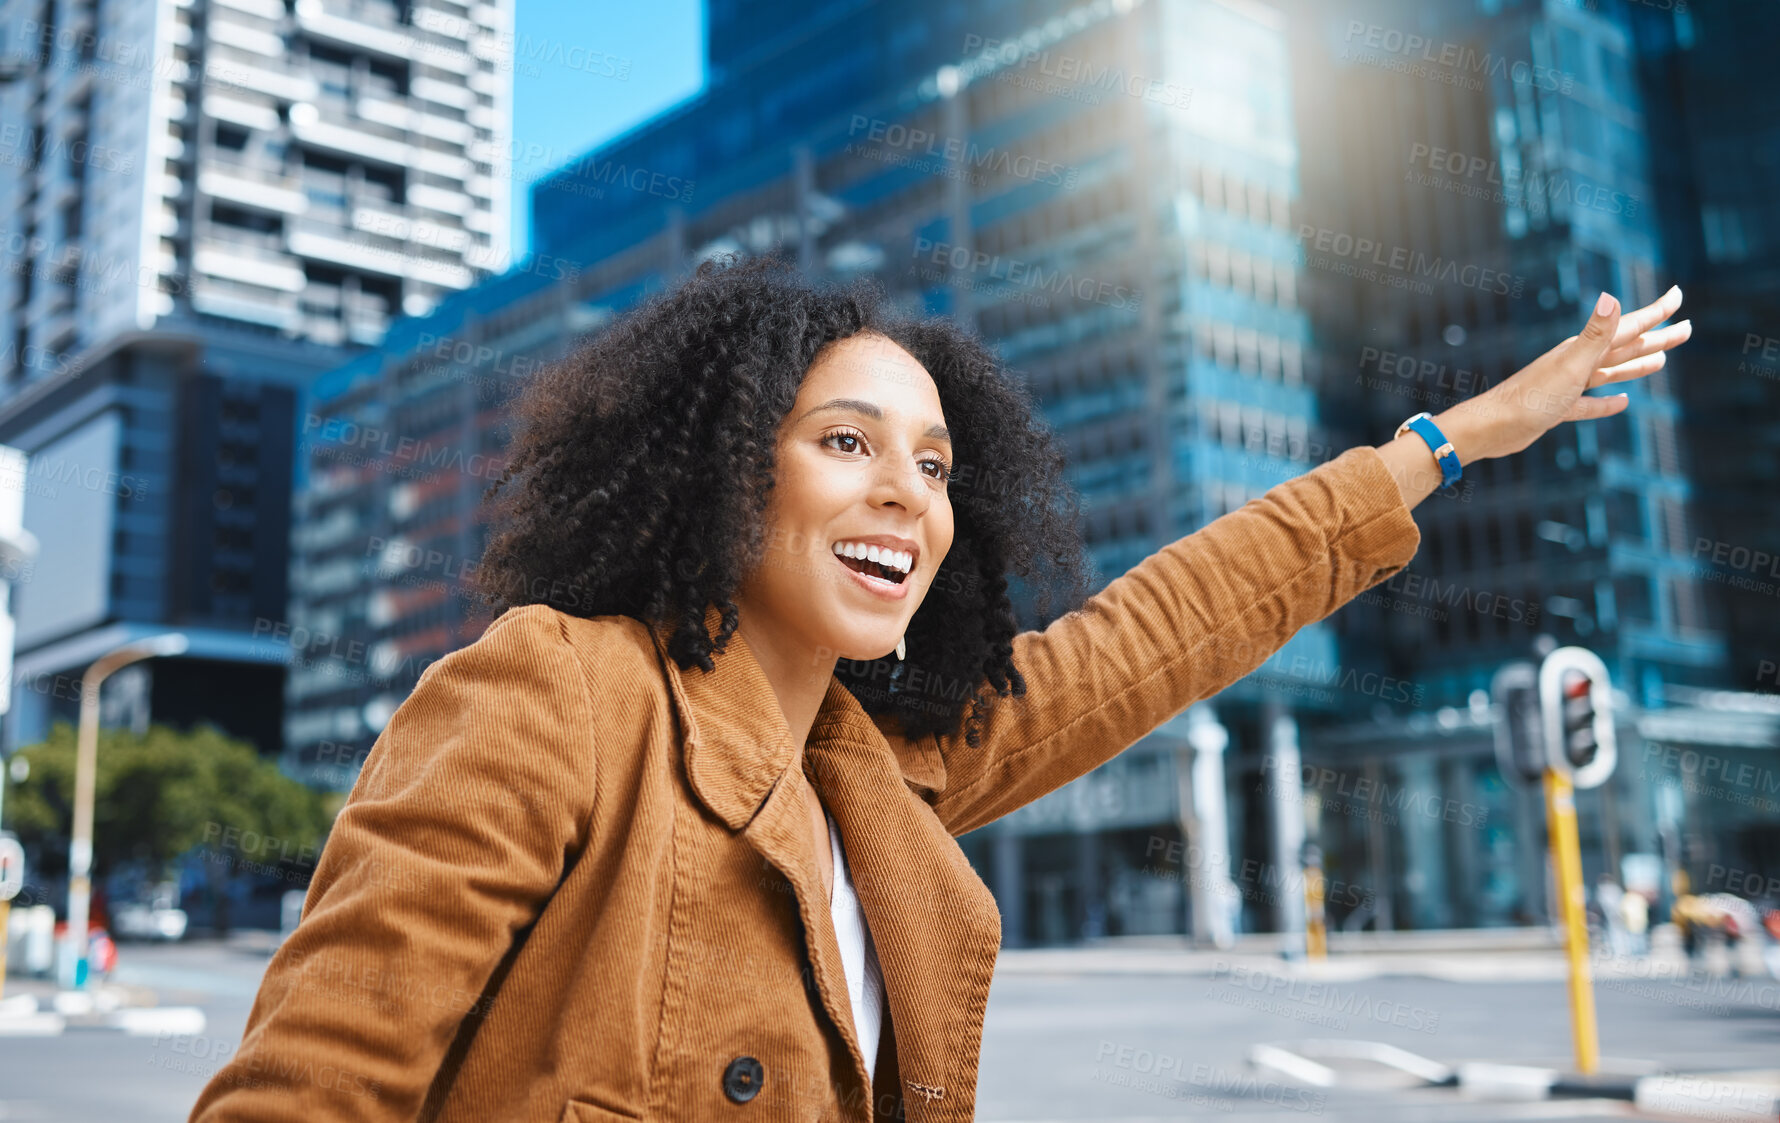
[288,216,407,277]
[407,146,472,182]
[292,113,410,167]
[190,275,302,331]
[408,183,469,215]
[199,160,308,214]
[213,0,286,18]
[352,204,472,254]
[411,76,475,109]
[194,238,307,292]
[201,92,281,133]
[308,0,407,33]
[346,198,411,240]
[207,13,285,58]
[411,6,472,41]
[293,0,473,74]
[203,55,318,103]
[354,93,474,146]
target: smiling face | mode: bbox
[734,332,956,672]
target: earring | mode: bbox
[895,634,907,661]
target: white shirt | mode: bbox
[827,812,886,1080]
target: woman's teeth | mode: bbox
[832,541,912,583]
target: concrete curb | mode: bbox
[0,992,206,1037]
[0,1010,66,1035]
[1631,1075,1780,1121]
[1465,1064,1780,1120]
[0,994,64,1035]
[1249,1042,1780,1120]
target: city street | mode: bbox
[0,0,1774,1119]
[2,938,1775,1121]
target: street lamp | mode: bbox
[59,633,188,989]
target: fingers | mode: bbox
[1593,349,1667,387]
[1571,292,1623,367]
[1610,284,1684,347]
[1563,392,1630,422]
[1601,318,1693,368]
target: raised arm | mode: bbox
[926,445,1417,835]
[927,286,1690,836]
[189,605,596,1122]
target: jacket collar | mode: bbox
[649,605,945,828]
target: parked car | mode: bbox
[111,883,188,942]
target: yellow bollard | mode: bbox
[1304,863,1327,960]
[1544,767,1599,1074]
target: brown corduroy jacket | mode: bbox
[189,446,1420,1123]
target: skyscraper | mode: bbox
[1278,0,1725,930]
[0,0,514,754]
[1626,1,1780,892]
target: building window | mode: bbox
[1667,576,1705,632]
[1615,576,1653,625]
[1656,496,1687,555]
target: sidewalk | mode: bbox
[996,926,1774,987]
[0,931,278,1035]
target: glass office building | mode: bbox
[1279,0,1734,931]
[1627,1,1780,888]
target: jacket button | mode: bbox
[723,1055,764,1103]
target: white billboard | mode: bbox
[14,411,123,650]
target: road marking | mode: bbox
[108,1006,207,1036]
[0,1013,64,1036]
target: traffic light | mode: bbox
[1559,669,1598,770]
[1538,647,1617,789]
[1491,662,1544,788]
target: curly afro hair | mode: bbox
[475,255,1089,747]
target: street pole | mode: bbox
[0,832,23,1001]
[59,634,187,989]
[1543,766,1599,1074]
[0,442,40,837]
[1303,847,1328,960]
[1535,646,1616,1077]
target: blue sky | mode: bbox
[507,1,707,258]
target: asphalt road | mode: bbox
[1,940,1775,1121]
[975,966,1779,1121]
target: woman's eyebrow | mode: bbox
[794,398,951,442]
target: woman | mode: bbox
[191,258,1688,1122]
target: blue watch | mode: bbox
[1394,412,1462,487]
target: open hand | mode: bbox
[1442,286,1691,462]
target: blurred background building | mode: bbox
[281,0,1780,946]
[4,0,1773,945]
[1274,0,1721,935]
[0,0,516,758]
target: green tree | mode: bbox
[7,721,340,927]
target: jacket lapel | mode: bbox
[648,611,877,1093]
[807,682,1003,1120]
[650,611,1003,1121]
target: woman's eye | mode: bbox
[824,432,863,454]
[920,458,953,481]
